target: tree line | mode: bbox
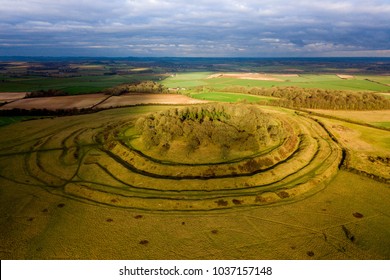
[0,107,98,117]
[104,81,167,96]
[221,86,390,110]
[25,89,68,98]
[23,81,168,98]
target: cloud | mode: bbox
[0,0,389,56]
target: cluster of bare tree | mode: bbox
[104,81,167,96]
[25,89,68,98]
[135,104,283,158]
[222,86,390,110]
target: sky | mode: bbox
[0,0,389,57]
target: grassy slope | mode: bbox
[0,116,41,127]
[374,122,390,128]
[1,168,389,259]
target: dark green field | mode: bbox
[0,74,162,94]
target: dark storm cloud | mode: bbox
[0,0,389,56]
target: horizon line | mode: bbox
[1,56,390,60]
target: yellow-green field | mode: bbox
[312,116,390,180]
[0,103,389,259]
[309,109,390,129]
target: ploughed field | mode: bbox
[0,93,206,110]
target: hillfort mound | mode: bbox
[133,104,284,163]
[1,103,341,211]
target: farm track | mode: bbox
[0,106,342,212]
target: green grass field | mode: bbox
[373,122,390,129]
[163,72,390,92]
[0,116,42,127]
[0,74,161,94]
[1,68,389,95]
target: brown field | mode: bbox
[337,74,355,79]
[0,92,27,102]
[0,93,206,110]
[273,74,300,77]
[1,94,108,110]
[96,93,207,108]
[207,73,283,81]
[71,64,105,70]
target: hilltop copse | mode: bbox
[135,104,283,158]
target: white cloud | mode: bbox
[0,0,389,56]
